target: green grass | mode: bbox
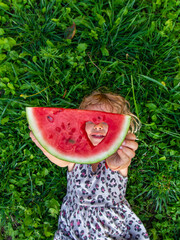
[0,0,179,239]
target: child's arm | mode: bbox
[106,133,138,176]
[30,132,75,170]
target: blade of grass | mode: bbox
[0,102,10,122]
[140,74,169,91]
[131,75,139,118]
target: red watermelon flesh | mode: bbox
[26,107,131,164]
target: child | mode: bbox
[30,90,149,240]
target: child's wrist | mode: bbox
[110,165,128,171]
[106,160,130,171]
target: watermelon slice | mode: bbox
[26,107,131,164]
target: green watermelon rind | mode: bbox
[26,107,131,164]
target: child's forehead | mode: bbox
[85,103,117,113]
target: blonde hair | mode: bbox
[79,90,140,133]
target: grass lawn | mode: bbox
[0,0,179,239]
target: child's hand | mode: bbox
[29,132,72,168]
[106,133,138,172]
[30,131,47,153]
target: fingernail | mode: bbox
[122,141,126,146]
[119,146,123,149]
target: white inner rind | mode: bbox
[26,107,131,164]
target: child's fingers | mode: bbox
[30,132,38,145]
[30,131,44,151]
[120,139,138,151]
[107,150,131,171]
[29,131,35,140]
[125,133,137,140]
[117,147,135,161]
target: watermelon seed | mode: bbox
[67,122,71,130]
[53,110,62,115]
[77,136,82,143]
[47,115,54,123]
[71,128,76,133]
[68,139,75,144]
[55,127,61,132]
[48,134,53,139]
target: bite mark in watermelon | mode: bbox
[26,107,131,164]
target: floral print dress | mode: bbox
[54,161,149,240]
